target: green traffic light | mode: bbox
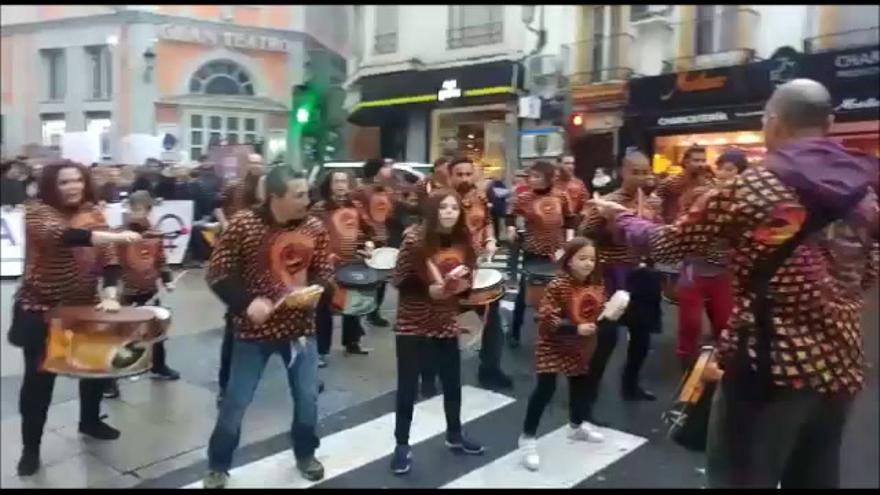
[296,107,310,123]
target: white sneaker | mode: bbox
[568,423,605,443]
[203,470,229,489]
[518,435,540,471]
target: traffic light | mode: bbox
[291,83,320,135]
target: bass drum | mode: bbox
[332,262,381,316]
[523,258,558,307]
[42,306,169,379]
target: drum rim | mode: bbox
[472,268,504,289]
[366,248,399,270]
[336,263,381,287]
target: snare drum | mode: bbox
[365,247,399,281]
[656,263,681,305]
[42,306,169,379]
[461,268,505,307]
[332,263,381,316]
[523,258,558,307]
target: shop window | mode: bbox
[694,5,739,55]
[374,5,398,54]
[189,60,254,96]
[188,112,260,159]
[41,114,66,148]
[652,130,766,176]
[85,45,112,99]
[431,107,508,179]
[85,112,112,159]
[41,48,66,101]
[447,5,503,49]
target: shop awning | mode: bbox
[347,60,524,126]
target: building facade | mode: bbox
[0,5,352,164]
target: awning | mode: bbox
[348,60,524,126]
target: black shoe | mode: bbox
[478,368,513,390]
[622,386,657,402]
[296,456,325,481]
[319,381,325,394]
[17,447,40,477]
[390,444,412,475]
[103,380,120,399]
[344,344,371,355]
[79,420,121,440]
[367,313,389,327]
[151,366,181,381]
[216,391,224,407]
[506,334,520,349]
[318,355,328,368]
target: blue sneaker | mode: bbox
[445,433,485,455]
[390,444,412,475]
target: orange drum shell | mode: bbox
[462,285,504,307]
[42,306,166,378]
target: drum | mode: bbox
[461,268,505,307]
[661,345,722,451]
[365,247,399,280]
[42,306,169,379]
[332,263,381,316]
[656,263,681,305]
[523,258,558,307]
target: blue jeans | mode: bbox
[208,336,320,471]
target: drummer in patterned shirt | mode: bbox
[554,154,588,218]
[8,161,143,476]
[415,157,450,204]
[578,151,661,419]
[311,170,376,366]
[591,79,879,488]
[507,161,576,348]
[389,190,485,476]
[352,158,400,328]
[445,157,513,389]
[203,166,332,487]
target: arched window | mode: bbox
[188,60,255,96]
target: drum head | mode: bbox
[523,259,557,280]
[366,247,399,270]
[336,263,380,287]
[472,269,503,289]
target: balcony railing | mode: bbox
[804,26,879,53]
[564,33,635,86]
[447,21,503,49]
[374,32,398,55]
[663,7,760,72]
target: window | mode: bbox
[41,114,66,148]
[188,112,259,159]
[85,45,113,99]
[41,49,66,101]
[695,5,739,55]
[587,5,624,82]
[374,5,398,54]
[447,5,503,49]
[86,112,112,159]
[188,60,254,96]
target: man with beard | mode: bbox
[591,79,879,488]
[555,154,588,218]
[445,157,513,389]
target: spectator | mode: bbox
[1,159,27,207]
[99,166,123,203]
[486,176,510,241]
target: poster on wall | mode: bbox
[0,208,25,277]
[104,200,194,265]
[61,132,102,165]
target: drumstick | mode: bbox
[637,188,645,217]
[143,270,189,306]
[426,260,445,286]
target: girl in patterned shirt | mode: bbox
[517,237,607,471]
[389,190,484,475]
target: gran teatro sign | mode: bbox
[157,24,290,53]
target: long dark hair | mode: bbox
[318,169,354,207]
[530,161,556,189]
[557,236,603,285]
[419,189,476,274]
[38,160,96,210]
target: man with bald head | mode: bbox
[577,150,663,424]
[591,78,879,488]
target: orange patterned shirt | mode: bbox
[352,182,399,246]
[15,202,118,312]
[118,232,168,296]
[580,188,661,265]
[207,207,333,341]
[460,187,493,256]
[309,197,375,266]
[510,188,572,257]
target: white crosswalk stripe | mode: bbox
[183,387,648,489]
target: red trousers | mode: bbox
[676,272,733,361]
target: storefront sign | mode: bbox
[438,80,462,102]
[834,49,879,78]
[657,112,729,127]
[157,24,290,53]
[661,72,728,101]
[836,97,879,111]
[0,208,25,277]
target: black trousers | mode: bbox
[511,252,544,341]
[121,292,168,371]
[219,312,234,393]
[523,373,589,436]
[477,301,504,372]
[395,335,462,445]
[11,304,107,449]
[315,287,364,355]
[372,283,386,317]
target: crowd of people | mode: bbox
[4,78,878,489]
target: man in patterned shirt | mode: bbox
[555,154,588,218]
[445,157,513,389]
[202,166,333,488]
[592,79,879,488]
